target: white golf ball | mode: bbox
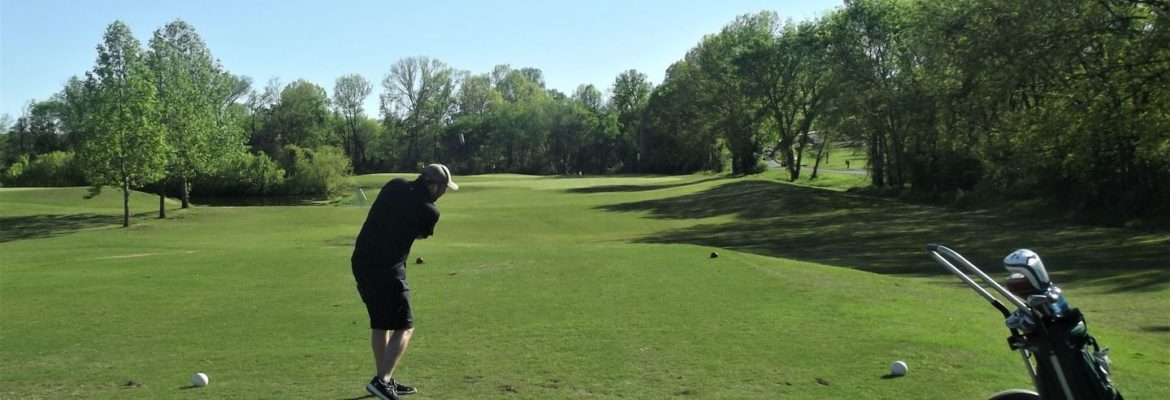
[890,361,908,376]
[192,372,209,387]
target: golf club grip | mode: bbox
[990,300,1012,318]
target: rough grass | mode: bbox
[1,174,1166,399]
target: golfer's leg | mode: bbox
[380,328,413,380]
[371,329,390,378]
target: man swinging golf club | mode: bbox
[352,164,458,400]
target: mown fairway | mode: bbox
[1,174,1167,399]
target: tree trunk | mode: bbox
[122,179,131,228]
[869,129,885,187]
[810,132,832,180]
[181,178,191,208]
[158,179,167,219]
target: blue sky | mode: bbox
[1,0,841,121]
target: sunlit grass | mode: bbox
[1,175,1165,399]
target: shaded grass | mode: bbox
[564,176,727,193]
[600,180,1170,291]
[0,187,182,242]
[0,213,120,242]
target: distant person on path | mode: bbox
[352,163,459,400]
[845,159,851,169]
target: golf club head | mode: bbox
[1003,249,1050,291]
[1026,294,1052,314]
[1004,273,1040,297]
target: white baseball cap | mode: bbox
[421,163,459,190]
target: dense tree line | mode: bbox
[3,0,1168,224]
[646,0,1170,221]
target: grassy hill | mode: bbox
[1,173,1166,399]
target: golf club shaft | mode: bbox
[927,244,1032,312]
[1018,349,1039,390]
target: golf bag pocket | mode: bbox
[1078,336,1122,400]
[1028,309,1123,400]
[1091,347,1112,376]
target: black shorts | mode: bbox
[354,264,413,330]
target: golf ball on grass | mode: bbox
[192,372,209,387]
[889,361,908,376]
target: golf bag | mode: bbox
[1014,308,1123,400]
[926,244,1123,400]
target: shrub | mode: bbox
[0,152,85,187]
[191,152,286,196]
[279,145,351,196]
[1,155,28,185]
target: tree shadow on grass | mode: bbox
[599,180,1170,291]
[0,213,134,243]
[566,176,726,194]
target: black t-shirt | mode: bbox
[351,178,440,269]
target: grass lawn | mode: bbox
[1,174,1167,399]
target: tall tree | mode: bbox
[56,76,92,152]
[518,67,545,87]
[496,67,545,103]
[6,102,36,162]
[455,73,496,117]
[147,19,220,214]
[333,73,373,171]
[267,79,331,150]
[246,77,281,154]
[207,70,251,156]
[380,56,456,165]
[572,84,605,114]
[692,17,768,175]
[14,100,68,158]
[642,60,721,173]
[738,16,832,181]
[609,69,653,171]
[78,21,167,227]
[0,114,11,166]
[824,0,908,186]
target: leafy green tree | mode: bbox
[572,84,605,114]
[5,103,36,163]
[643,60,721,173]
[518,67,545,87]
[0,114,12,169]
[78,21,167,227]
[7,100,69,164]
[489,64,512,87]
[30,101,69,156]
[246,77,281,154]
[811,0,1170,221]
[691,17,769,175]
[609,69,653,171]
[207,71,251,167]
[495,66,545,103]
[333,73,373,171]
[952,0,1170,216]
[380,57,456,165]
[265,79,331,151]
[823,0,910,186]
[147,19,222,214]
[737,15,832,181]
[455,73,497,117]
[56,76,92,153]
